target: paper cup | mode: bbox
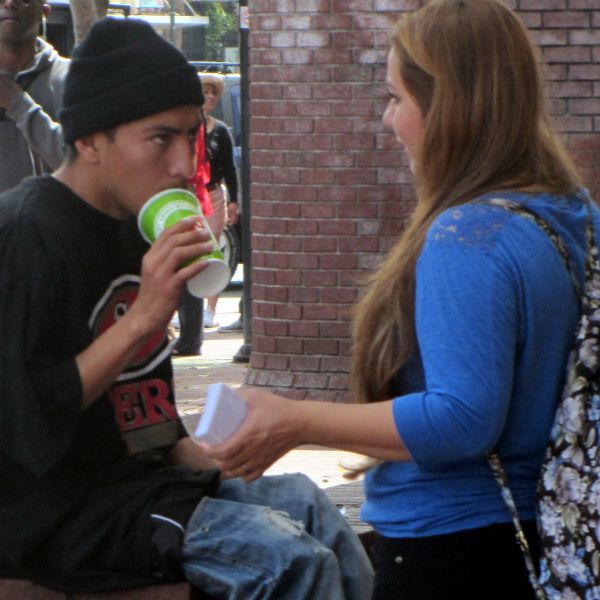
[137,188,231,298]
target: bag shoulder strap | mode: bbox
[483,196,595,600]
[484,197,583,298]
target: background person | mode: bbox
[0,17,373,598]
[0,0,68,193]
[200,72,239,328]
[171,120,213,357]
[204,1,599,598]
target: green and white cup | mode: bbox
[137,188,230,298]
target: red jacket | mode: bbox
[189,122,213,216]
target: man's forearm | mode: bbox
[75,310,157,409]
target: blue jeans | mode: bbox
[181,474,374,599]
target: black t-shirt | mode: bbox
[0,176,219,592]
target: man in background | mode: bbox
[0,0,68,192]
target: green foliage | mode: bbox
[201,2,237,61]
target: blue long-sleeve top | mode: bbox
[362,189,599,538]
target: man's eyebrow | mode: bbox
[144,120,201,135]
[144,125,182,135]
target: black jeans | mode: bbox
[371,521,540,600]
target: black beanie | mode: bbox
[60,17,204,144]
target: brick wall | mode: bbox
[245,0,600,400]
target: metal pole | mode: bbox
[233,0,251,363]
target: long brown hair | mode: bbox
[350,0,582,404]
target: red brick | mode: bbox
[549,80,593,98]
[313,14,354,30]
[281,15,312,29]
[304,339,340,355]
[543,11,591,28]
[520,0,566,8]
[254,301,277,319]
[335,169,378,185]
[275,304,302,320]
[289,287,320,303]
[282,86,313,101]
[272,203,302,218]
[303,304,339,320]
[252,334,277,354]
[570,29,600,45]
[321,356,352,373]
[300,237,338,252]
[265,320,289,337]
[275,337,304,354]
[301,204,336,219]
[373,0,421,9]
[353,13,395,29]
[293,373,330,390]
[317,154,354,168]
[328,374,350,390]
[272,168,301,184]
[250,352,266,370]
[569,0,599,8]
[320,255,359,274]
[262,286,289,303]
[274,270,303,286]
[319,319,353,337]
[318,219,357,236]
[289,356,321,372]
[267,371,295,388]
[289,253,319,269]
[317,186,357,202]
[289,321,320,337]
[298,31,330,47]
[338,237,380,253]
[331,31,376,48]
[336,204,379,219]
[570,98,600,114]
[532,28,569,46]
[286,219,318,235]
[300,169,336,185]
[518,12,542,28]
[543,45,592,63]
[287,148,318,166]
[303,271,338,287]
[554,114,594,132]
[332,0,374,11]
[296,0,330,11]
[569,64,600,80]
[281,49,313,65]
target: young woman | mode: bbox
[204,1,599,598]
[200,72,240,328]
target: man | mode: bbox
[0,0,68,192]
[0,18,373,599]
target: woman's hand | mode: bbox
[201,389,305,482]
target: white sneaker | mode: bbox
[204,307,218,328]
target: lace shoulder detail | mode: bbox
[426,203,516,251]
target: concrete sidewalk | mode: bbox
[172,287,369,533]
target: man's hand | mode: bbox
[76,217,214,408]
[128,216,214,336]
[0,74,22,111]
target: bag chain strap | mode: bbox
[484,197,594,600]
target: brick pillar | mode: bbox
[246,1,600,401]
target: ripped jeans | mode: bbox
[181,473,374,600]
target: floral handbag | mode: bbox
[486,196,600,600]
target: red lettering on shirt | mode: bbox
[109,379,177,432]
